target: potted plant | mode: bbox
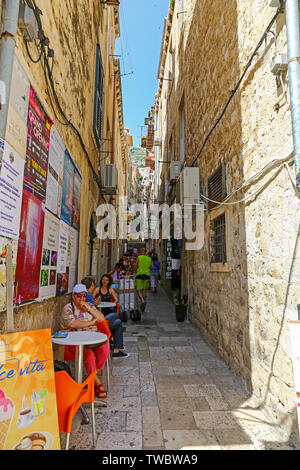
[174,289,188,322]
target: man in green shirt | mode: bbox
[134,248,153,312]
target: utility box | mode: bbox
[176,167,200,205]
[18,3,39,42]
[169,161,181,185]
[103,164,118,194]
[270,54,288,75]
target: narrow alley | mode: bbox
[1,0,300,454]
[62,285,296,451]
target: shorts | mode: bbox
[136,277,149,291]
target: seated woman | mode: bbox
[59,283,109,398]
[95,274,129,359]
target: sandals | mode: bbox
[95,383,107,399]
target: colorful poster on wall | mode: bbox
[0,329,60,450]
[5,57,30,158]
[45,125,64,218]
[0,139,25,239]
[0,238,18,312]
[67,226,79,293]
[72,168,81,231]
[61,150,81,230]
[24,87,50,203]
[56,220,69,296]
[289,321,300,436]
[39,210,60,300]
[14,189,45,303]
[61,150,75,227]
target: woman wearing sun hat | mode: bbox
[59,283,109,399]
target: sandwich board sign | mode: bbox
[0,329,60,450]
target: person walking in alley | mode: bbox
[134,248,153,311]
[150,252,160,293]
[82,275,130,360]
[59,284,109,399]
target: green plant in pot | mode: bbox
[174,289,188,322]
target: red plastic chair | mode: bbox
[110,295,120,314]
[55,370,97,449]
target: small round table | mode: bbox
[52,331,107,384]
[97,302,116,309]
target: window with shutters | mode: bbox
[207,162,226,208]
[93,44,104,150]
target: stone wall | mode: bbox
[156,0,300,440]
[0,1,126,334]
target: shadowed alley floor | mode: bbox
[61,284,297,450]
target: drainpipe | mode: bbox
[0,0,20,333]
[285,0,300,193]
[0,0,20,146]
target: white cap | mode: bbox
[72,284,88,294]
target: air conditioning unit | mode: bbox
[169,161,181,185]
[176,167,200,205]
[18,3,39,42]
[103,164,118,194]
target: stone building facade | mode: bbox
[154,0,300,440]
[0,0,127,333]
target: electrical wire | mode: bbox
[23,0,108,202]
[186,1,284,170]
[200,155,295,208]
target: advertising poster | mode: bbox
[24,87,51,203]
[289,321,300,435]
[165,238,172,280]
[0,238,18,312]
[5,57,30,158]
[45,125,64,218]
[72,168,81,231]
[67,226,79,293]
[0,329,60,450]
[61,151,81,230]
[39,210,60,300]
[56,220,69,296]
[0,139,25,239]
[60,150,75,227]
[14,189,45,303]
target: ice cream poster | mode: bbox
[0,329,60,450]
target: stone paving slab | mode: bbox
[60,284,298,451]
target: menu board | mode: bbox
[24,87,50,202]
[0,329,60,450]
[0,140,25,239]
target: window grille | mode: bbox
[210,213,226,263]
[93,45,104,150]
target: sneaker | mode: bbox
[112,350,130,359]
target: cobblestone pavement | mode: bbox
[61,285,297,451]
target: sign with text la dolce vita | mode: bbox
[0,329,60,450]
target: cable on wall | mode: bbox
[186,0,285,170]
[23,0,107,201]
